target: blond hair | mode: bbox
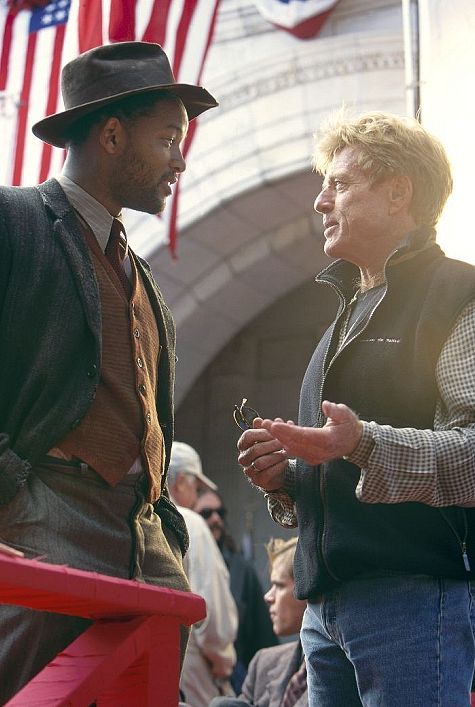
[266,536,298,579]
[313,110,453,228]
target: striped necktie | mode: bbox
[105,218,131,298]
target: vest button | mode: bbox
[137,357,143,368]
[86,364,97,378]
[133,328,140,338]
[138,384,146,395]
[146,413,152,423]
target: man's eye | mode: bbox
[334,180,348,191]
[163,137,175,147]
[323,179,344,191]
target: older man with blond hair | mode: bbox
[237,111,475,706]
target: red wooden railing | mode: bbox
[0,553,205,706]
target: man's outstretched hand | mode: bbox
[237,401,363,493]
[260,400,363,466]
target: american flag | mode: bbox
[252,0,339,39]
[0,0,220,255]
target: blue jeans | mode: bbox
[301,573,475,707]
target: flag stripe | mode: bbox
[141,0,173,45]
[39,23,66,183]
[109,0,136,42]
[167,0,220,255]
[1,11,29,185]
[0,11,14,91]
[12,31,37,185]
[78,0,103,52]
[178,0,217,82]
[172,0,196,76]
[197,0,220,85]
[160,0,182,66]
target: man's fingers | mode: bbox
[238,442,287,469]
[244,456,289,492]
[266,422,326,464]
[321,400,354,423]
[237,425,277,453]
[268,421,306,445]
[240,403,361,469]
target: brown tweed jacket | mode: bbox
[210,640,308,707]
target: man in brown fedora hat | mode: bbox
[0,40,217,701]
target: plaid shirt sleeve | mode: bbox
[266,460,299,528]
[349,299,475,506]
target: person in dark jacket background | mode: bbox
[237,111,475,706]
[195,488,278,692]
[0,41,217,702]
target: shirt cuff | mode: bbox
[344,420,375,466]
[264,460,298,528]
[266,492,298,528]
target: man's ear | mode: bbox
[99,117,124,154]
[388,175,413,215]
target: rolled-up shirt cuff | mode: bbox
[344,421,374,467]
[264,460,298,528]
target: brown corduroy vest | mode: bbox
[55,221,165,502]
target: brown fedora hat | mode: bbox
[32,41,218,148]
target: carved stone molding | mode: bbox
[203,48,404,116]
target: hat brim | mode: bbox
[32,83,218,148]
[195,472,218,492]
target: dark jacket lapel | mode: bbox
[36,179,101,350]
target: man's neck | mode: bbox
[62,159,120,217]
[359,271,387,292]
[357,226,435,292]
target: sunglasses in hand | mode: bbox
[233,398,260,431]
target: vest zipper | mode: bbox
[315,278,387,582]
[439,508,471,572]
[330,284,388,363]
[307,281,344,581]
[463,543,471,572]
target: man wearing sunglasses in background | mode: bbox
[195,488,277,693]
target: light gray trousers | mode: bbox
[0,464,189,703]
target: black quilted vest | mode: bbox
[294,243,475,600]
